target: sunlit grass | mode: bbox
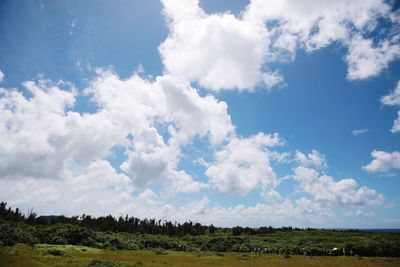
[1,244,400,267]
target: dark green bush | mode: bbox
[87,259,123,267]
[47,249,65,256]
[0,223,37,246]
[37,223,98,246]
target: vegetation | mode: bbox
[1,202,400,258]
[1,244,400,267]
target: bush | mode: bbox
[87,259,123,267]
[37,224,98,247]
[47,249,65,256]
[0,223,37,246]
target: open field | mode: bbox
[1,244,400,267]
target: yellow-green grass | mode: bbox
[1,244,400,267]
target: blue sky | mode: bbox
[0,0,399,228]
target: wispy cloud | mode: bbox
[352,129,368,136]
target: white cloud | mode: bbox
[261,188,281,202]
[0,161,384,228]
[177,197,333,227]
[159,0,270,91]
[0,174,329,227]
[363,150,400,173]
[392,111,400,133]
[181,196,209,216]
[381,81,400,134]
[262,70,285,90]
[295,149,327,169]
[0,79,127,181]
[158,75,234,145]
[381,81,400,106]
[245,0,391,46]
[0,69,4,82]
[85,69,167,137]
[206,133,281,196]
[159,0,399,92]
[86,70,234,146]
[8,179,61,207]
[355,209,374,217]
[346,35,400,80]
[0,70,234,194]
[86,70,233,192]
[0,80,76,180]
[121,127,176,186]
[352,129,368,136]
[293,166,384,206]
[120,127,206,193]
[244,0,398,80]
[71,160,133,192]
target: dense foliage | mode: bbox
[1,202,399,257]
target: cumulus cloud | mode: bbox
[346,35,400,80]
[71,160,133,192]
[86,70,233,192]
[121,128,206,193]
[0,69,235,194]
[363,150,400,173]
[381,81,400,106]
[206,133,281,196]
[293,166,384,206]
[0,80,77,180]
[159,0,399,92]
[0,69,4,82]
[381,82,400,134]
[245,0,398,80]
[295,149,327,169]
[0,173,330,227]
[392,111,400,133]
[0,177,152,217]
[159,0,270,91]
[121,128,176,186]
[7,179,61,207]
[86,70,234,146]
[262,70,285,90]
[0,78,129,181]
[0,147,385,227]
[158,75,234,145]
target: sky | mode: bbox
[0,0,400,228]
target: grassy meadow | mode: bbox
[1,243,400,267]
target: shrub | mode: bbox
[87,259,123,267]
[0,223,37,246]
[47,249,65,256]
[37,224,97,247]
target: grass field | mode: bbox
[1,244,400,267]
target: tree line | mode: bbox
[1,202,400,257]
[1,202,317,236]
[0,202,215,236]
